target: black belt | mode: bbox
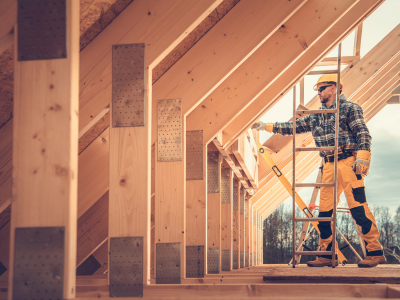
[324,151,353,163]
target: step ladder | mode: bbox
[290,160,366,265]
[292,43,342,268]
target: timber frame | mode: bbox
[0,0,399,299]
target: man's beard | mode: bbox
[319,95,329,103]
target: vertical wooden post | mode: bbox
[155,99,186,281]
[10,1,79,299]
[232,178,240,269]
[249,201,253,266]
[220,161,232,272]
[186,137,207,278]
[239,187,245,268]
[245,196,250,267]
[206,144,221,274]
[261,215,264,265]
[109,49,152,290]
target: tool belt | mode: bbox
[324,151,353,163]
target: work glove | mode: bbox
[251,121,273,133]
[353,150,371,176]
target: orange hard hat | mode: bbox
[313,74,343,91]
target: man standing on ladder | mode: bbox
[252,74,385,268]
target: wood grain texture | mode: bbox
[0,0,16,56]
[77,191,108,267]
[186,161,207,246]
[220,168,232,251]
[187,0,359,145]
[79,0,222,134]
[151,0,308,145]
[254,29,400,212]
[222,0,384,148]
[10,1,80,298]
[109,68,152,283]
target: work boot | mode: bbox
[358,255,386,268]
[307,257,339,267]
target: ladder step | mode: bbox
[296,146,335,152]
[294,217,334,222]
[294,251,333,256]
[296,109,337,114]
[295,182,334,187]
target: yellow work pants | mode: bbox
[318,156,383,258]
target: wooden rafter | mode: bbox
[220,0,384,149]
[187,0,359,146]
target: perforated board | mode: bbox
[186,246,204,278]
[221,250,230,271]
[112,44,145,127]
[13,227,64,300]
[232,250,238,269]
[157,99,182,162]
[207,151,219,193]
[240,251,244,268]
[245,253,249,267]
[207,248,219,274]
[239,188,244,214]
[221,168,231,204]
[186,131,203,180]
[18,0,67,61]
[233,179,239,210]
[156,243,181,284]
[110,237,143,297]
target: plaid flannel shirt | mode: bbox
[273,95,371,157]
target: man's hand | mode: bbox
[251,121,273,133]
[353,150,371,176]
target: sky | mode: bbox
[259,0,400,213]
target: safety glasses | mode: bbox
[317,85,333,93]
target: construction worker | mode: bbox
[252,74,385,268]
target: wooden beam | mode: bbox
[220,165,232,271]
[231,135,257,188]
[9,1,80,298]
[221,0,384,149]
[244,196,250,267]
[315,55,360,66]
[353,23,363,57]
[254,22,400,198]
[239,187,245,268]
[206,145,221,273]
[212,138,251,191]
[258,72,400,217]
[79,0,222,135]
[0,120,12,214]
[0,0,16,55]
[72,283,389,299]
[186,141,207,277]
[187,0,360,145]
[76,192,108,268]
[232,178,240,269]
[150,0,307,145]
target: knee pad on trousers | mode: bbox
[350,206,372,235]
[317,210,333,239]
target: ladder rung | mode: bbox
[295,182,334,187]
[308,70,338,75]
[295,146,335,152]
[294,217,334,222]
[294,251,333,256]
[296,109,337,114]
